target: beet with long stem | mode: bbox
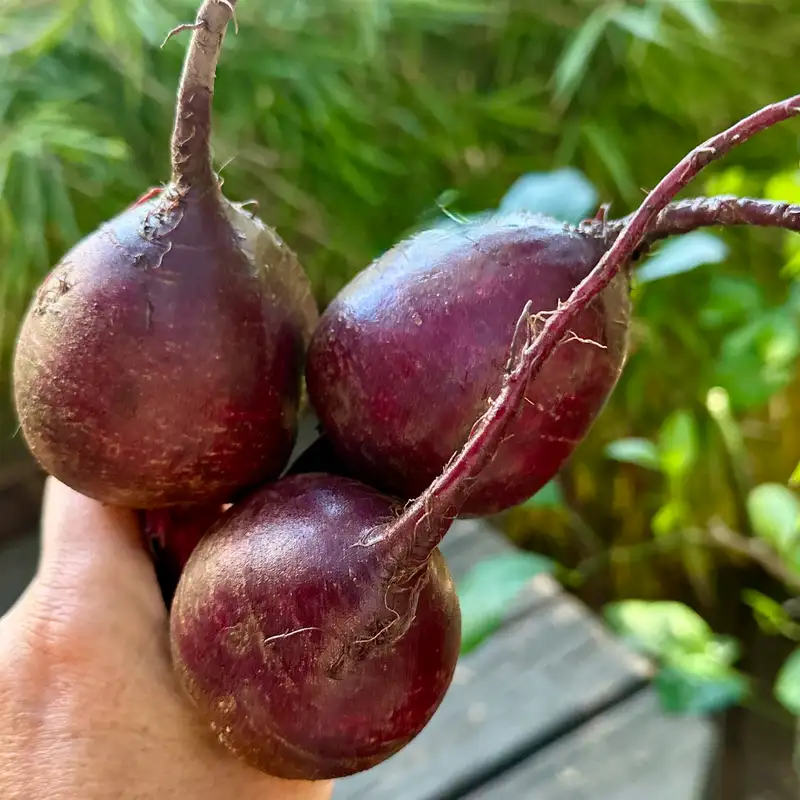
[13,0,317,509]
[306,189,800,517]
[169,93,800,782]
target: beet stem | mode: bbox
[168,0,238,192]
[387,93,800,570]
[585,195,800,249]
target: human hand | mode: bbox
[0,478,333,800]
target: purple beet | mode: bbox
[171,92,800,782]
[307,197,800,518]
[12,0,317,508]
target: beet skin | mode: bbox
[306,213,631,516]
[170,473,461,780]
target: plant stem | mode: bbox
[586,195,800,250]
[169,0,238,193]
[387,93,800,572]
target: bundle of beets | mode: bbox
[11,0,800,783]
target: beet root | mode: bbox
[171,473,461,779]
[140,503,228,607]
[307,213,631,516]
[12,0,318,508]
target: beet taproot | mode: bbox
[306,192,800,517]
[170,94,800,782]
[12,0,317,508]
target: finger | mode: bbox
[36,477,164,619]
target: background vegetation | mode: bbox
[2,0,800,782]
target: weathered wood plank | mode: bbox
[333,587,652,800]
[462,688,719,800]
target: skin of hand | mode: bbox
[0,478,333,800]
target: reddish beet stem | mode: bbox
[586,195,800,249]
[168,0,238,192]
[386,93,800,569]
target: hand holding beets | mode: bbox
[11,0,800,786]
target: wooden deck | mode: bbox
[0,474,720,799]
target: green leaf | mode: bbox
[521,479,565,509]
[790,462,800,488]
[636,232,728,284]
[746,483,800,555]
[775,648,800,715]
[498,168,598,225]
[582,120,638,199]
[655,664,747,714]
[604,600,712,662]
[664,0,719,38]
[657,410,698,479]
[699,275,764,329]
[553,7,615,106]
[604,437,662,471]
[612,7,664,44]
[458,552,556,655]
[713,309,800,409]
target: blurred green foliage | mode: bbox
[2,2,800,700]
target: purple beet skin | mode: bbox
[306,213,631,516]
[170,472,461,780]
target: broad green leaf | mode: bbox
[498,168,598,225]
[657,410,698,479]
[775,648,800,715]
[458,552,556,655]
[790,462,800,488]
[746,483,800,555]
[604,437,662,471]
[635,232,728,284]
[713,309,800,410]
[521,479,565,510]
[699,275,764,329]
[604,600,712,661]
[553,8,615,106]
[655,664,747,714]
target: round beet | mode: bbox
[307,213,630,516]
[172,472,460,779]
[140,503,228,607]
[12,0,317,508]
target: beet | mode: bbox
[306,194,800,517]
[171,93,800,782]
[12,0,317,508]
[140,503,228,607]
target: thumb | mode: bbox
[34,477,165,623]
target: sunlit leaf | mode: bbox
[747,483,800,556]
[604,437,662,471]
[553,7,615,106]
[657,410,698,479]
[521,479,565,509]
[458,552,556,654]
[775,648,800,715]
[498,168,598,224]
[636,232,728,284]
[656,664,747,714]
